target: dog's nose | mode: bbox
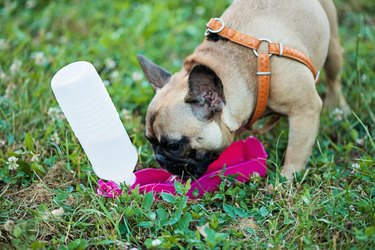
[154,153,167,164]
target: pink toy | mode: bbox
[129,136,267,198]
[97,179,122,198]
[97,137,267,198]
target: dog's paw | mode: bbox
[280,167,295,183]
[323,94,351,116]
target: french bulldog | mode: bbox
[138,0,349,181]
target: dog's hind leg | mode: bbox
[323,35,350,113]
[321,0,350,113]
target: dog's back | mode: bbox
[221,0,331,69]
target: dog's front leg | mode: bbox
[281,92,322,182]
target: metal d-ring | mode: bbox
[205,17,225,36]
[253,38,273,57]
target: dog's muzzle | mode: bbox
[154,150,219,179]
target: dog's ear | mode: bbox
[137,54,171,91]
[185,64,225,120]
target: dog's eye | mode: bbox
[168,142,182,153]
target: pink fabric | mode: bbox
[130,136,267,198]
[97,136,267,199]
[97,179,122,198]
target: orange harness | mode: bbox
[205,18,320,129]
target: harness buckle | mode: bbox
[279,43,284,57]
[253,38,273,58]
[205,18,225,36]
[256,71,272,76]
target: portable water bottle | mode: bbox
[51,61,137,185]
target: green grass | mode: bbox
[0,0,374,249]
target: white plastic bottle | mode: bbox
[51,61,137,185]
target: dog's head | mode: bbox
[138,55,234,178]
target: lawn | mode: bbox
[0,0,374,249]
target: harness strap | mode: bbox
[250,52,271,124]
[205,17,319,130]
[206,18,319,79]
